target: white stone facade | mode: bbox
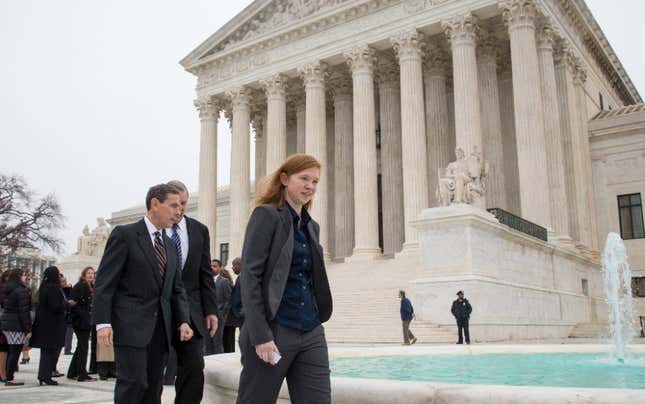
[106,0,645,341]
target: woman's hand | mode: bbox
[255,340,281,366]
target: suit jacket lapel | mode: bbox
[135,220,163,289]
[162,232,177,294]
[183,217,199,273]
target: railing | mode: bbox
[487,208,548,242]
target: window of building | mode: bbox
[632,277,645,298]
[599,92,604,110]
[581,279,589,297]
[618,193,645,239]
[220,243,229,267]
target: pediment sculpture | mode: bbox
[437,147,489,208]
[213,0,350,53]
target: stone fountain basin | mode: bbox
[204,344,645,404]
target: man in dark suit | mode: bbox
[223,257,243,353]
[204,259,231,355]
[93,184,193,404]
[162,180,219,403]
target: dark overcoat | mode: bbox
[31,284,67,348]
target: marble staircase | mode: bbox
[322,255,455,343]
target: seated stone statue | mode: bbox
[438,147,488,208]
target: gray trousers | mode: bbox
[237,323,331,404]
[402,320,415,344]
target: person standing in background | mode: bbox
[223,257,243,353]
[30,266,67,386]
[67,266,97,382]
[399,290,417,345]
[1,269,32,386]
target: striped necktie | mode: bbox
[171,224,183,270]
[153,231,166,276]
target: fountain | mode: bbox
[601,232,636,363]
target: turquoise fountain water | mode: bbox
[601,232,636,363]
[330,232,645,390]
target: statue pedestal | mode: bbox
[409,204,607,341]
[57,255,101,283]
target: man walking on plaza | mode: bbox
[451,290,472,344]
[162,180,219,403]
[93,184,193,404]
[204,259,231,355]
[223,257,244,353]
[399,290,417,345]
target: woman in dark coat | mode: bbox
[0,269,32,386]
[237,154,333,404]
[66,266,96,382]
[30,266,67,386]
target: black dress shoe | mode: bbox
[39,379,59,386]
[77,375,97,382]
[5,380,25,386]
[51,371,64,378]
[99,374,108,381]
[19,358,30,365]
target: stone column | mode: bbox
[392,30,429,253]
[252,110,267,185]
[424,45,451,207]
[332,77,355,259]
[477,30,507,209]
[377,62,405,256]
[498,57,521,216]
[298,62,329,253]
[574,66,598,249]
[195,97,219,256]
[227,87,251,260]
[554,46,582,242]
[500,0,551,228]
[537,23,570,239]
[261,74,288,173]
[442,13,483,159]
[345,46,381,260]
[296,96,306,154]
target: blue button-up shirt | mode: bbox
[274,203,321,331]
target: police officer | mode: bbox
[451,291,472,344]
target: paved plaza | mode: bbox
[3,338,643,403]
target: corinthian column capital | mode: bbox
[442,13,480,46]
[260,73,287,99]
[537,18,558,51]
[226,87,250,110]
[344,45,376,75]
[476,29,498,64]
[574,64,587,86]
[194,97,219,121]
[553,42,579,73]
[423,44,449,76]
[298,61,327,89]
[391,30,425,62]
[499,0,540,30]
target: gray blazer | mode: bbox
[240,204,333,346]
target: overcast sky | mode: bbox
[1,0,643,257]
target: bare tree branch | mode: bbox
[0,174,65,255]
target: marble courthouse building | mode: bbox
[108,0,645,341]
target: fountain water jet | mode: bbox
[601,232,636,362]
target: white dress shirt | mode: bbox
[167,216,189,270]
